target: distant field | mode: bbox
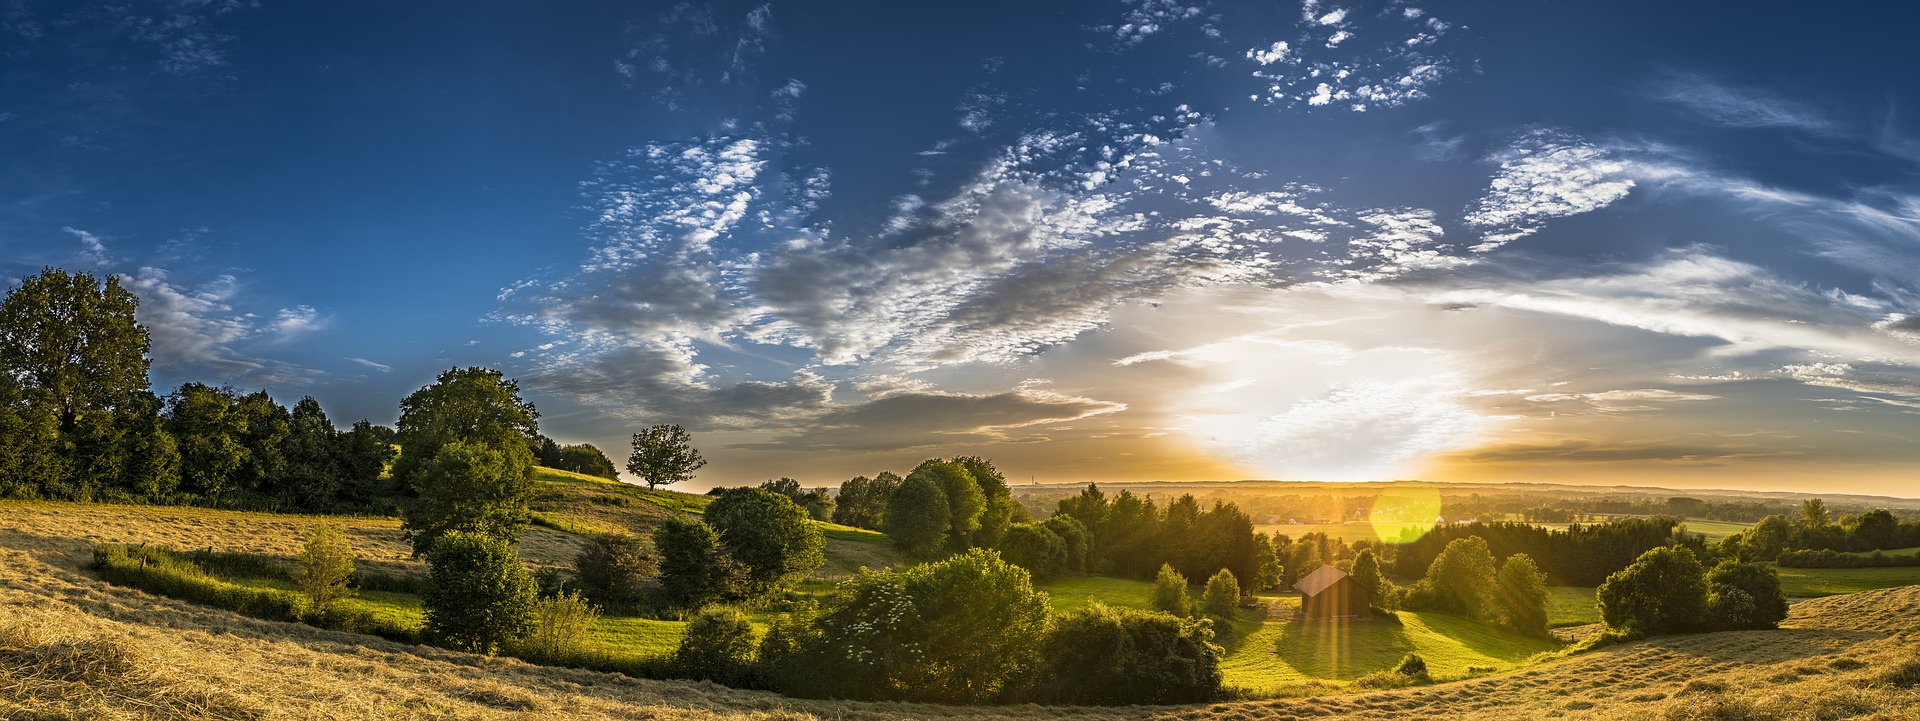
[1545,586,1600,627]
[1255,523,1386,544]
[1772,564,1920,597]
[1679,519,1751,538]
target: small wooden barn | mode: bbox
[1294,565,1371,619]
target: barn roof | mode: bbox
[1293,565,1349,597]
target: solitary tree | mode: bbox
[1152,563,1192,617]
[1202,568,1241,617]
[394,368,539,554]
[294,523,356,616]
[627,424,706,490]
[1493,553,1550,636]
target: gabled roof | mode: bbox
[1293,565,1349,597]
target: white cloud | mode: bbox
[269,305,324,339]
[62,227,109,266]
[1105,0,1204,48]
[1247,1,1459,112]
[1247,41,1292,65]
[1647,70,1839,134]
[346,357,392,372]
[120,267,318,386]
[1463,129,1636,251]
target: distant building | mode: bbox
[1294,565,1371,619]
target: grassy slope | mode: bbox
[6,499,1920,719]
[1546,586,1600,627]
[1036,575,1560,692]
[1773,563,1920,597]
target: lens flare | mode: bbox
[1368,485,1443,543]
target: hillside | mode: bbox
[4,502,1918,719]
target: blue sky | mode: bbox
[8,0,1920,494]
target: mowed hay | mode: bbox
[4,501,1920,720]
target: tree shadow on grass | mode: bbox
[1270,616,1417,679]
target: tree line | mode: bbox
[1720,499,1920,564]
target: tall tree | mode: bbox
[905,459,983,551]
[232,390,291,499]
[0,268,151,428]
[955,456,1016,548]
[627,424,706,490]
[165,383,251,504]
[281,397,344,509]
[884,473,951,557]
[395,367,539,553]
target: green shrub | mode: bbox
[671,606,758,684]
[1201,568,1240,617]
[999,523,1068,580]
[422,531,538,655]
[1033,602,1221,704]
[1151,563,1191,616]
[574,532,655,606]
[511,590,600,664]
[704,488,825,594]
[1394,652,1430,681]
[294,523,356,616]
[1705,561,1787,630]
[1598,546,1707,635]
[653,516,741,607]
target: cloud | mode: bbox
[1444,439,1790,464]
[1247,1,1459,112]
[62,227,109,266]
[346,357,392,372]
[268,305,324,339]
[1463,129,1636,251]
[120,267,318,386]
[733,388,1125,452]
[1101,0,1205,48]
[1523,388,1722,412]
[1646,70,1839,134]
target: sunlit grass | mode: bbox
[1772,564,1920,597]
[1546,586,1600,627]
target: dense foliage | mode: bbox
[626,424,706,489]
[671,607,758,684]
[420,530,539,655]
[652,516,740,607]
[1597,546,1708,635]
[1034,603,1222,705]
[1048,484,1281,593]
[1396,516,1699,586]
[704,488,825,594]
[573,533,656,606]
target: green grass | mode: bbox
[1772,564,1920,597]
[1036,574,1186,614]
[1216,602,1558,690]
[818,523,888,544]
[531,466,712,514]
[1679,519,1751,538]
[1546,586,1599,627]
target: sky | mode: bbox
[7,1,1920,496]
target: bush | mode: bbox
[671,606,758,684]
[294,523,356,616]
[422,530,539,655]
[768,548,1051,702]
[1152,563,1192,616]
[1352,653,1431,690]
[1705,561,1788,630]
[511,590,600,664]
[704,488,825,594]
[1033,603,1221,704]
[1394,652,1430,681]
[999,523,1068,579]
[1041,515,1090,572]
[1597,545,1707,635]
[1202,569,1240,617]
[574,532,655,606]
[653,516,741,608]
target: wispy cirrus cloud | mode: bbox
[1646,70,1839,135]
[121,267,321,386]
[1463,129,1636,251]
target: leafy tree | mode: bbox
[955,456,1015,548]
[553,443,618,479]
[119,403,180,501]
[1101,489,1160,577]
[395,368,539,553]
[232,390,290,499]
[704,487,825,594]
[758,477,802,498]
[626,424,705,490]
[165,383,251,503]
[0,268,150,427]
[1597,545,1708,635]
[831,472,899,530]
[1705,561,1788,630]
[1419,536,1498,619]
[653,516,740,607]
[774,549,1051,702]
[402,440,533,555]
[392,366,539,483]
[295,523,356,615]
[1035,602,1222,704]
[671,606,758,684]
[1041,514,1090,572]
[1845,509,1901,551]
[574,532,656,606]
[1151,563,1192,617]
[999,522,1068,579]
[906,459,983,551]
[797,487,834,522]
[1056,483,1109,542]
[422,530,539,655]
[1349,548,1390,600]
[335,420,395,505]
[1493,553,1550,636]
[281,397,343,509]
[884,473,951,557]
[0,400,64,499]
[1799,498,1832,529]
[1202,568,1241,617]
[1743,515,1791,561]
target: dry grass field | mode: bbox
[3,503,1918,720]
